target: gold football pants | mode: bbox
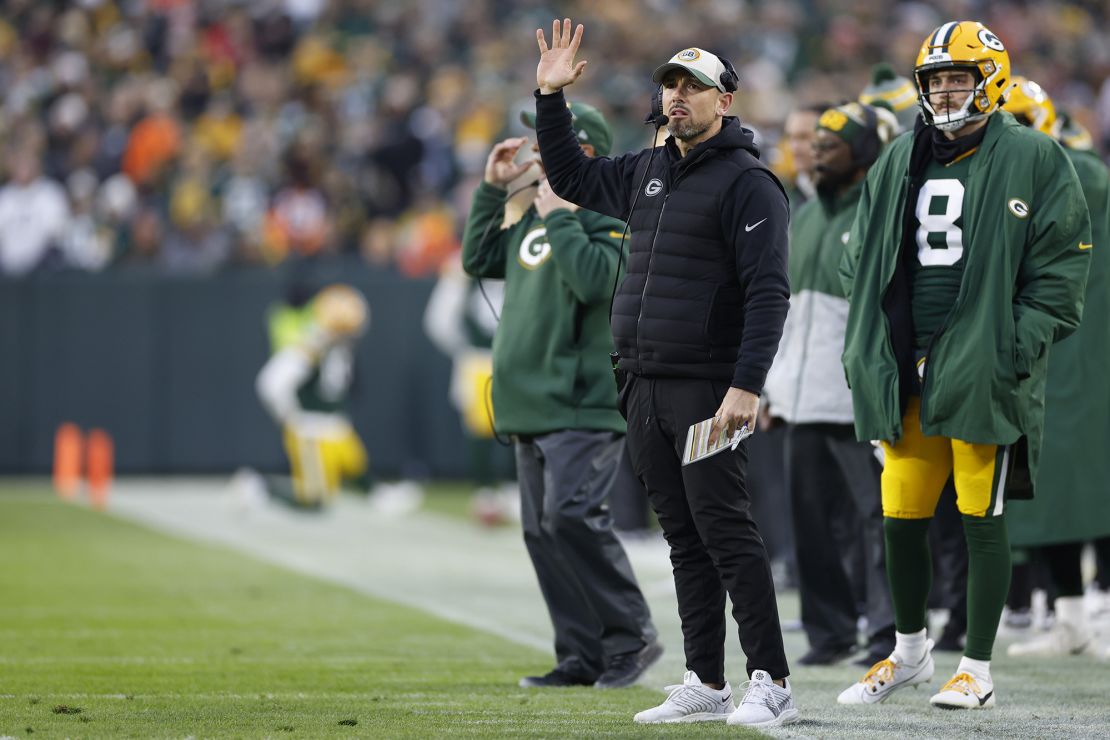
[881,398,1009,520]
[283,422,368,506]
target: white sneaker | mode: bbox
[837,640,935,705]
[1007,622,1092,657]
[633,671,733,724]
[930,671,995,709]
[367,480,424,516]
[727,670,799,728]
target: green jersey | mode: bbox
[911,153,973,351]
[295,340,354,415]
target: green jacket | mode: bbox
[1010,147,1110,545]
[764,181,861,424]
[461,180,627,436]
[840,112,1091,481]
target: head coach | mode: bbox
[531,19,795,728]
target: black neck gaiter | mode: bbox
[930,122,987,164]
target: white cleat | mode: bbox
[633,671,734,724]
[930,672,995,709]
[837,640,935,705]
[727,670,799,728]
[229,467,268,513]
[1007,622,1092,657]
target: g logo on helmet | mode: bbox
[978,29,1005,52]
[644,178,664,197]
[677,49,701,61]
[1007,198,1030,219]
[518,227,551,269]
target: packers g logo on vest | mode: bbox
[518,227,552,269]
[645,178,664,196]
[1007,198,1030,219]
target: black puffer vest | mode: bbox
[612,119,778,380]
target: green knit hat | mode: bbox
[859,62,919,130]
[520,100,612,156]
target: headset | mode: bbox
[645,54,740,125]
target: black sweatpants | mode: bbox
[621,374,789,682]
[786,423,894,654]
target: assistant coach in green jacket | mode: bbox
[462,102,660,691]
[837,21,1091,711]
[763,102,898,668]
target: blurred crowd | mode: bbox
[1,0,1108,277]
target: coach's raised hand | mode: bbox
[536,18,587,94]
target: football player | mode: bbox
[253,283,373,509]
[838,21,1092,709]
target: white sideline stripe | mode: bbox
[105,480,677,657]
[993,446,1009,517]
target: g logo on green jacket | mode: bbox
[518,227,552,269]
[1008,198,1030,218]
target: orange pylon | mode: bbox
[53,423,83,499]
[86,429,114,510]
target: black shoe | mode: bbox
[518,667,596,688]
[594,640,664,689]
[934,627,965,653]
[797,644,856,666]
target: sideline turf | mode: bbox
[0,487,757,738]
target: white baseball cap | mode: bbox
[652,48,735,92]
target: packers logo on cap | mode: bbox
[677,49,701,61]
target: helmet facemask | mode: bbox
[916,65,992,132]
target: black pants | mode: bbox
[748,423,795,578]
[516,430,657,679]
[786,423,894,654]
[621,375,788,682]
[609,443,652,532]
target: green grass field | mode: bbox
[2,481,1109,738]
[0,485,756,738]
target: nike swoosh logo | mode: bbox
[1079,242,1093,250]
[978,690,993,706]
[745,218,767,232]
